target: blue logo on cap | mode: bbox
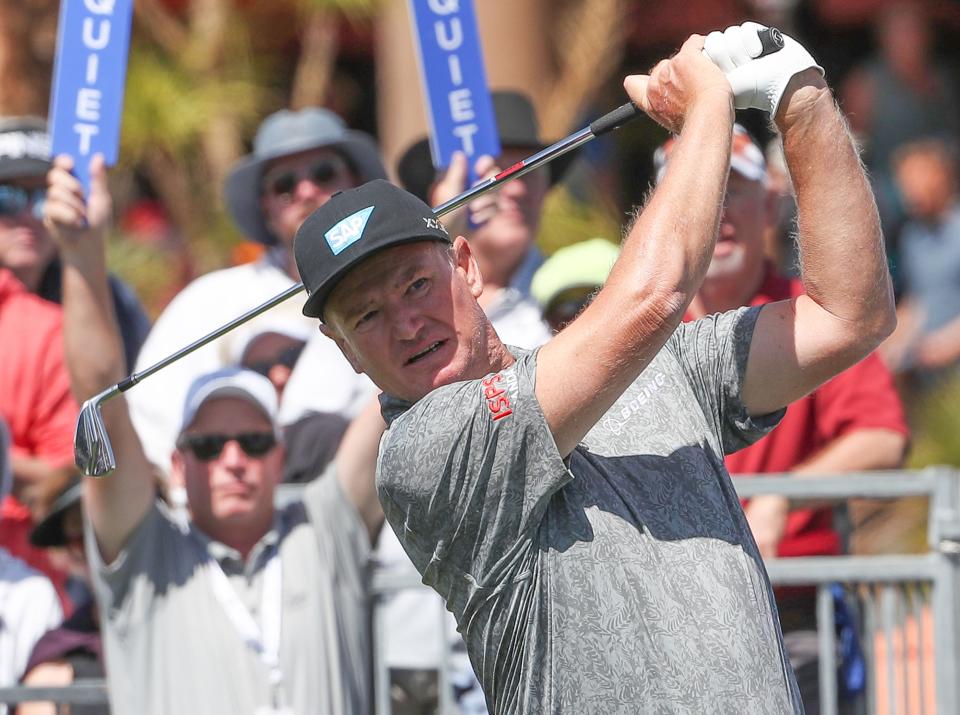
[325,206,375,255]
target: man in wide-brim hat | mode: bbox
[127,108,387,474]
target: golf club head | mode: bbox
[75,397,116,477]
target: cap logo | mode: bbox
[423,216,448,235]
[325,205,374,255]
[0,130,50,162]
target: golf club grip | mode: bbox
[757,27,785,57]
[589,102,641,137]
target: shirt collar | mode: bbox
[189,511,284,573]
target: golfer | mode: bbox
[291,24,894,713]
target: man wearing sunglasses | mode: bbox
[127,108,386,474]
[44,152,387,715]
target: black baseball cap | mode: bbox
[396,91,576,202]
[294,179,452,320]
[0,117,51,182]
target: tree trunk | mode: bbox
[0,0,58,116]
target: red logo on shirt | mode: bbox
[482,374,513,421]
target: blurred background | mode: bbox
[2,0,959,546]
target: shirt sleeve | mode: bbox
[376,349,570,598]
[670,306,786,456]
[301,469,371,598]
[84,500,187,615]
[811,351,909,442]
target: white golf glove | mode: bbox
[704,22,823,116]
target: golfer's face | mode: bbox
[324,239,488,402]
[175,397,283,529]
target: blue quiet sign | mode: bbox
[48,0,134,194]
[409,0,500,179]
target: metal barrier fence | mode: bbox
[2,468,958,714]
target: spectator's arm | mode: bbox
[744,428,906,559]
[880,299,924,372]
[19,662,72,715]
[744,495,788,560]
[792,428,908,475]
[333,397,386,543]
[8,458,74,519]
[44,155,155,564]
[913,314,960,370]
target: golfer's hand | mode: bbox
[625,34,732,134]
[43,154,112,254]
[429,151,499,234]
[704,22,823,119]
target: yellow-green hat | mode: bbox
[531,238,620,309]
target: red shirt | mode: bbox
[688,265,908,557]
[0,269,78,607]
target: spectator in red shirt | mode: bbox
[0,267,77,609]
[657,125,910,714]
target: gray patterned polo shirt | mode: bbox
[377,306,803,714]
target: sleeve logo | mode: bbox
[482,373,513,421]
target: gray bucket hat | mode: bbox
[224,108,387,245]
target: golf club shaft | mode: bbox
[114,100,645,395]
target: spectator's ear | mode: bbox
[169,448,186,490]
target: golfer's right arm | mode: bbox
[536,37,735,457]
[44,155,155,563]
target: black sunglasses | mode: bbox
[177,432,277,461]
[263,156,349,199]
[0,185,46,219]
[244,343,306,378]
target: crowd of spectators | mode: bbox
[0,3,957,713]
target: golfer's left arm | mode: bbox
[739,74,896,416]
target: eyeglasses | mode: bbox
[262,156,350,201]
[177,432,278,461]
[244,343,306,378]
[0,185,46,220]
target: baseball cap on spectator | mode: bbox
[654,123,767,185]
[0,117,51,181]
[294,179,452,320]
[230,318,312,365]
[224,108,387,246]
[179,368,280,437]
[395,91,577,203]
[531,238,620,331]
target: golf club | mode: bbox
[72,100,644,476]
[74,25,786,477]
